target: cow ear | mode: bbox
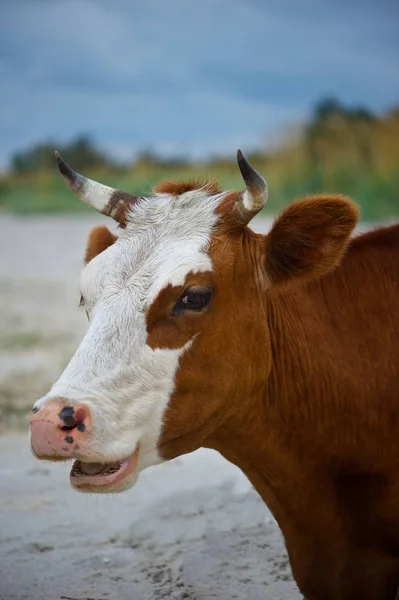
[264,195,359,287]
[84,226,118,264]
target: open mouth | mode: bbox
[70,450,139,491]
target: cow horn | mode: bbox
[236,149,268,224]
[54,151,140,224]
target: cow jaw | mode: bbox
[70,449,139,493]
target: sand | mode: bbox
[0,434,301,600]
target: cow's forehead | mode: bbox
[80,188,226,308]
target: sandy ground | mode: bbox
[0,212,305,599]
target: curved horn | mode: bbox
[236,149,268,224]
[54,151,139,223]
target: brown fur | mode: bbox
[85,189,399,600]
[146,272,215,350]
[154,179,221,196]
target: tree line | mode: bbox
[9,97,399,175]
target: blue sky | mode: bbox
[0,0,398,169]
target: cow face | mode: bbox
[30,151,358,493]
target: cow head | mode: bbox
[30,150,358,493]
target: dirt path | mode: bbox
[0,213,302,599]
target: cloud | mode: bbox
[0,0,398,168]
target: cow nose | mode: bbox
[30,398,91,460]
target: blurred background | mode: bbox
[0,1,398,599]
[1,0,398,220]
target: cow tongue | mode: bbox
[80,462,116,475]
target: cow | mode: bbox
[30,150,399,600]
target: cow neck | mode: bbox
[207,283,332,521]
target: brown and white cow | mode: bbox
[30,150,399,600]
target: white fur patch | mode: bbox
[34,187,225,488]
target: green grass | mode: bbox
[276,169,399,221]
[1,165,398,221]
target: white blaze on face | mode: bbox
[34,188,224,474]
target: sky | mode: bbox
[0,0,398,169]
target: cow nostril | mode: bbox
[58,406,86,432]
[58,406,75,428]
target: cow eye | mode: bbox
[172,289,213,316]
[78,294,90,321]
